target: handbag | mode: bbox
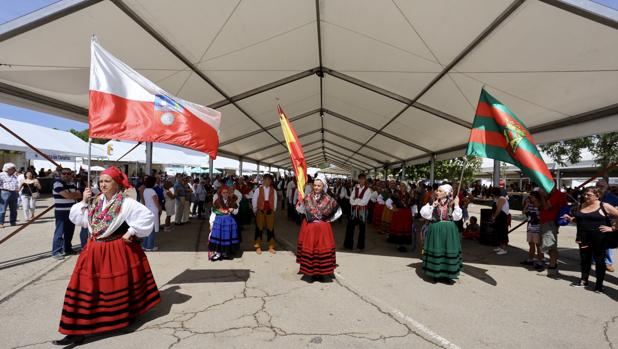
[26,182,40,199]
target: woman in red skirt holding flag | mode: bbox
[296,173,342,282]
[53,166,160,345]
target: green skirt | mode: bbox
[238,198,253,225]
[422,221,462,280]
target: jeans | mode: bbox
[0,190,18,225]
[192,200,205,218]
[606,248,614,265]
[52,210,75,255]
[142,229,156,250]
[20,194,36,220]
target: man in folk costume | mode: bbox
[344,174,372,251]
[53,166,159,345]
[252,173,278,254]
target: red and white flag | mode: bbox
[88,39,221,158]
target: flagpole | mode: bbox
[87,137,92,187]
[455,158,468,199]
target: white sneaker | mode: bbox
[493,247,502,252]
[496,248,507,255]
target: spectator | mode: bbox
[163,180,175,231]
[539,186,567,276]
[463,216,480,240]
[563,187,618,293]
[141,176,161,251]
[191,178,206,219]
[19,170,41,221]
[182,176,192,223]
[491,187,510,255]
[38,168,46,178]
[52,169,82,259]
[521,191,544,270]
[173,174,186,225]
[596,179,618,273]
[0,162,20,228]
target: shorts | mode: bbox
[540,221,558,252]
[527,232,540,244]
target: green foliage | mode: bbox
[540,132,618,169]
[69,129,107,144]
[404,156,482,184]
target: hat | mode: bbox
[2,163,16,172]
[314,173,328,191]
[101,166,131,189]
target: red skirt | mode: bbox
[296,220,336,276]
[58,238,161,335]
[372,203,385,227]
[389,208,413,240]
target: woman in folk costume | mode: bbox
[236,176,253,226]
[387,182,414,247]
[380,182,396,234]
[208,185,240,261]
[296,173,342,282]
[53,166,159,346]
[420,184,463,284]
[252,174,278,254]
[371,181,386,229]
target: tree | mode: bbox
[540,132,618,179]
[404,156,482,184]
[69,129,107,144]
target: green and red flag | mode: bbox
[278,105,307,199]
[466,89,555,193]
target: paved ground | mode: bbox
[0,197,616,349]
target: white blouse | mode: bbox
[70,196,155,239]
[420,203,463,222]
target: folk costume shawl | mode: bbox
[303,192,340,223]
[69,194,155,239]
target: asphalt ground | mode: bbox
[0,197,616,349]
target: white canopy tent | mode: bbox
[0,116,105,157]
[0,0,616,174]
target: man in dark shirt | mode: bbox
[52,169,82,259]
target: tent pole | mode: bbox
[0,121,60,167]
[430,155,435,185]
[209,156,214,180]
[115,142,142,162]
[493,160,501,187]
[145,142,153,175]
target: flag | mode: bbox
[466,89,555,193]
[88,39,221,158]
[278,105,307,199]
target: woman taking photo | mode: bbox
[52,166,159,345]
[563,187,618,293]
[19,170,41,221]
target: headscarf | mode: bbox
[438,184,453,196]
[101,166,131,189]
[314,173,328,192]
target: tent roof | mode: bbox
[0,116,105,157]
[0,0,617,173]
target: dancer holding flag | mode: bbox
[53,167,159,345]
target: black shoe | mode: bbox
[570,280,589,288]
[594,287,604,294]
[65,250,78,256]
[52,335,85,345]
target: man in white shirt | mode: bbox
[252,174,277,254]
[344,174,372,251]
[286,177,296,220]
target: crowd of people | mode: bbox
[1,160,618,344]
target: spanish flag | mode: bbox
[466,89,554,193]
[278,105,307,199]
